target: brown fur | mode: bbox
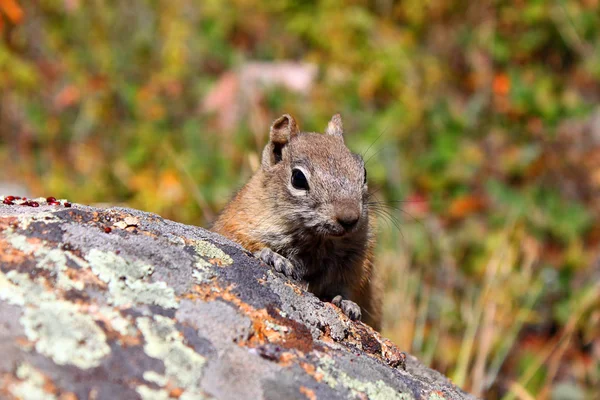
[212,114,382,330]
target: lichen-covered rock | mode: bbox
[0,200,476,400]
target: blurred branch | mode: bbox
[550,0,595,58]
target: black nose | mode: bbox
[336,209,360,231]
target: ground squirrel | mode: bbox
[212,114,382,330]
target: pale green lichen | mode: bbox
[191,239,233,266]
[0,270,56,306]
[0,270,26,306]
[264,320,289,335]
[143,370,169,387]
[21,301,111,369]
[166,234,186,247]
[125,280,178,309]
[86,249,178,309]
[7,232,85,291]
[7,234,30,252]
[137,315,206,396]
[136,385,171,400]
[193,258,217,284]
[180,391,212,400]
[5,231,178,310]
[1,269,112,368]
[191,240,231,283]
[99,306,136,337]
[316,355,413,400]
[9,363,56,400]
[87,249,154,281]
[429,393,447,400]
[14,212,62,230]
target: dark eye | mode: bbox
[291,168,309,190]
[363,166,367,185]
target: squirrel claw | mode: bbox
[255,248,297,280]
[332,295,362,321]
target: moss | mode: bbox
[21,301,111,369]
[316,356,413,400]
[191,239,233,265]
[137,315,207,396]
[86,249,178,309]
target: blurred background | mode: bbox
[1,0,599,398]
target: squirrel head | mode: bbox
[261,114,368,238]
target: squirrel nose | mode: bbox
[336,207,360,231]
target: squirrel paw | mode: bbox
[255,248,298,280]
[332,295,362,321]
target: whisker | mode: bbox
[366,187,385,200]
[371,208,404,237]
[365,146,386,165]
[361,126,388,160]
[383,199,426,204]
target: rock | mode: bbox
[0,200,475,400]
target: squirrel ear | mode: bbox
[263,114,299,167]
[270,114,299,143]
[325,113,344,139]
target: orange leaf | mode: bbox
[88,75,108,92]
[0,0,24,24]
[493,73,510,96]
[54,85,81,109]
[448,195,487,219]
[158,170,184,203]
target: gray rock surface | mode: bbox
[0,198,476,400]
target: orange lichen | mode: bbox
[300,362,324,383]
[207,258,229,267]
[299,385,317,400]
[58,393,78,400]
[0,238,28,264]
[189,283,287,346]
[15,337,33,349]
[284,281,304,295]
[278,351,297,367]
[42,378,59,396]
[168,387,184,398]
[188,282,320,360]
[64,267,107,291]
[90,311,140,347]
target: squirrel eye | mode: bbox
[363,166,367,185]
[291,168,309,190]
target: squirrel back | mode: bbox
[213,114,382,330]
